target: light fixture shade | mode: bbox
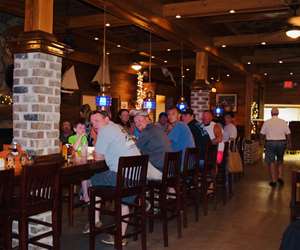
[96,94,112,107]
[131,63,142,71]
[286,29,300,39]
[143,92,156,110]
[176,96,188,111]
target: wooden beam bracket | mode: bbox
[9,31,71,57]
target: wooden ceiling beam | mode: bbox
[213,31,300,47]
[163,0,288,18]
[83,0,247,74]
[67,13,130,29]
[202,10,289,24]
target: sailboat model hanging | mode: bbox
[61,65,79,94]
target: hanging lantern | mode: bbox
[176,96,188,111]
[96,94,112,108]
[176,42,188,112]
[143,92,156,110]
[95,6,112,110]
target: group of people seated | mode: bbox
[59,104,238,246]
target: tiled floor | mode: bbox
[61,156,300,250]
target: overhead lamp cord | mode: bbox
[180,42,184,96]
[149,31,152,83]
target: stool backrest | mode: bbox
[183,148,200,177]
[203,142,218,175]
[117,155,149,195]
[162,152,181,186]
[20,163,61,210]
[0,168,14,210]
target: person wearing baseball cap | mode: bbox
[260,107,291,187]
[133,110,172,174]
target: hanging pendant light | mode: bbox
[143,91,156,110]
[143,31,156,111]
[96,6,111,109]
[176,42,188,111]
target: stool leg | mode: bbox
[68,184,74,227]
[19,216,28,250]
[194,178,200,222]
[89,192,96,250]
[201,178,208,216]
[176,187,182,239]
[159,191,168,247]
[4,218,12,250]
[115,201,123,250]
[148,187,154,233]
[141,196,147,250]
[52,210,60,250]
[182,183,188,228]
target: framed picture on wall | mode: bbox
[216,93,238,112]
[81,95,97,111]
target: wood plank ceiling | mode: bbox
[1,0,300,86]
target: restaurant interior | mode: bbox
[1,0,300,250]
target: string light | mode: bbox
[0,95,12,105]
[136,72,146,109]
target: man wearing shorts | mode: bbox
[260,107,291,187]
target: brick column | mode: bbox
[13,52,62,155]
[191,87,210,121]
[191,51,210,121]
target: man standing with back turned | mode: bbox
[260,107,291,187]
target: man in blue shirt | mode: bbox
[167,107,195,168]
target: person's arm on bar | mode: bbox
[94,152,105,161]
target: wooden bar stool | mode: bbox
[216,142,230,205]
[11,163,61,250]
[148,151,182,247]
[0,168,14,250]
[181,148,201,227]
[199,142,218,213]
[89,155,149,250]
[290,170,300,222]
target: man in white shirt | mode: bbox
[260,107,291,187]
[223,112,237,142]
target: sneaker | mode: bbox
[145,200,151,212]
[82,221,102,234]
[101,235,128,246]
[269,181,277,188]
[277,178,284,186]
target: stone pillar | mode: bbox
[191,87,210,121]
[13,52,62,155]
[191,51,209,121]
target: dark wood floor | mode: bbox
[61,155,300,250]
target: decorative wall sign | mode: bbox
[216,93,237,112]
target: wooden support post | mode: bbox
[24,0,54,33]
[195,51,208,82]
[245,75,254,140]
